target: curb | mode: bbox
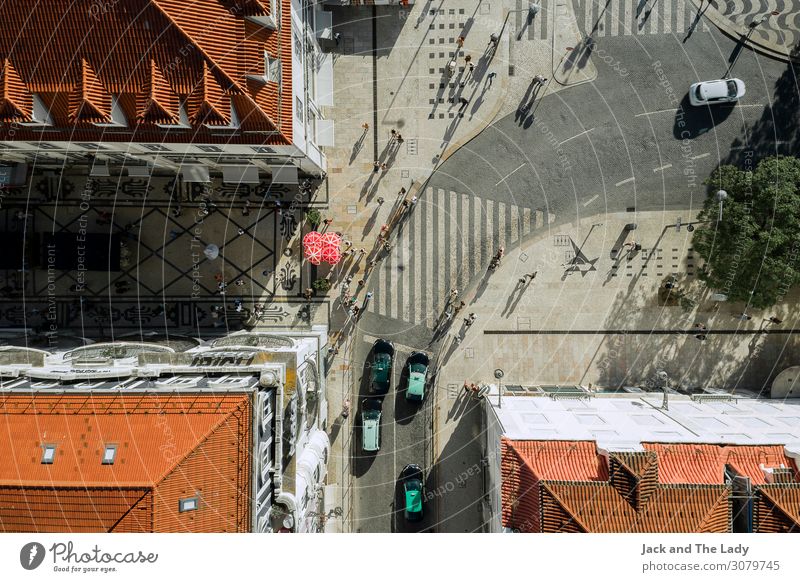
[689,0,798,64]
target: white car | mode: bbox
[689,78,746,106]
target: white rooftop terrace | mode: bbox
[486,388,800,452]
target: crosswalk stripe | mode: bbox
[610,0,619,36]
[400,218,410,322]
[498,201,507,250]
[473,198,483,274]
[436,188,446,317]
[510,204,519,245]
[623,0,633,35]
[662,0,672,34]
[523,207,531,237]
[413,201,422,324]
[461,193,470,290]
[675,0,684,34]
[449,191,458,304]
[424,189,434,326]
[486,199,494,265]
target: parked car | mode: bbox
[688,78,745,106]
[405,352,430,402]
[371,339,395,394]
[361,398,382,452]
[400,464,424,522]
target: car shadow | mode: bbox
[351,359,378,478]
[673,93,737,139]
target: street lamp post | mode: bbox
[725,12,779,78]
[657,370,669,411]
[495,368,504,408]
[716,189,728,222]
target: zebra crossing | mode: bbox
[367,188,555,326]
[517,0,711,40]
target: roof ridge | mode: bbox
[694,486,732,532]
[758,486,800,527]
[152,394,250,485]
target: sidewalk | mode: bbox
[433,210,799,392]
[697,0,800,62]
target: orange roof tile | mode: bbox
[644,443,798,485]
[0,393,253,533]
[0,0,292,144]
[0,393,249,487]
[0,58,31,122]
[754,485,800,532]
[502,439,799,533]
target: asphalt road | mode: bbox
[351,325,435,533]
[429,19,796,226]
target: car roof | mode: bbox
[405,485,423,512]
[408,372,425,395]
[698,79,733,99]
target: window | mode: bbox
[179,497,199,512]
[102,444,117,465]
[41,445,56,464]
[296,97,303,123]
[268,58,281,84]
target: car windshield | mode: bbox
[726,80,737,97]
[694,86,703,100]
[409,363,426,374]
[362,410,380,420]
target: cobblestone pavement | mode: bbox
[708,0,800,54]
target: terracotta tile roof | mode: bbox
[754,485,800,533]
[0,393,253,533]
[501,439,761,532]
[0,0,293,144]
[0,58,31,121]
[643,443,798,485]
[542,482,731,533]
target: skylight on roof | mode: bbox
[41,445,56,464]
[102,445,117,465]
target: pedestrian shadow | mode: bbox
[502,280,530,317]
[470,269,492,304]
[349,132,367,165]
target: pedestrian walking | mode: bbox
[323,218,333,226]
[454,301,465,315]
[365,291,373,301]
[768,316,783,325]
[400,187,407,195]
[396,133,404,143]
[345,275,353,284]
[172,205,182,218]
[234,299,243,313]
[487,71,496,86]
[235,279,245,287]
[380,224,390,235]
[342,398,351,418]
[693,323,708,331]
[362,122,369,132]
[242,200,251,216]
[533,74,548,85]
[488,33,499,49]
[358,248,366,256]
[390,129,397,141]
[456,36,465,48]
[447,59,457,78]
[735,312,752,321]
[694,334,707,341]
[357,279,365,287]
[410,195,417,206]
[465,54,472,64]
[373,161,381,172]
[368,259,377,268]
[458,97,469,112]
[449,288,458,302]
[464,313,477,327]
[303,288,313,300]
[377,197,385,205]
[237,227,245,235]
[401,199,410,210]
[380,162,388,171]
